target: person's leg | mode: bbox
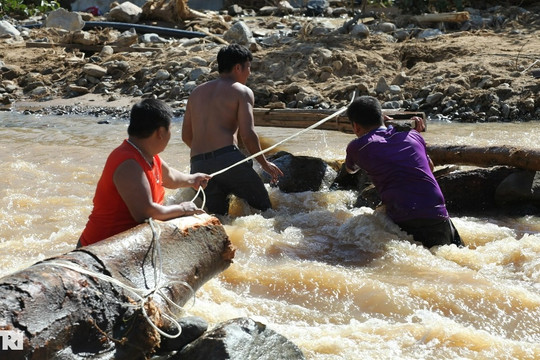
[232,162,272,211]
[190,158,230,215]
[396,218,463,248]
[447,218,464,247]
[224,159,271,211]
[201,179,230,215]
[199,151,271,213]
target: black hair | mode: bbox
[347,96,384,128]
[217,44,253,74]
[128,98,173,138]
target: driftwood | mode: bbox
[428,145,540,171]
[412,11,470,23]
[253,108,425,134]
[142,0,210,23]
[0,214,234,359]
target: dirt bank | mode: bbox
[1,3,539,122]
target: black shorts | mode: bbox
[190,146,271,215]
[395,217,463,248]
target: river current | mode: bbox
[1,111,539,359]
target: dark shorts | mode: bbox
[395,217,464,248]
[190,145,271,215]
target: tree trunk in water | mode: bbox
[0,214,234,359]
[428,145,540,171]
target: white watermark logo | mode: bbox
[0,330,24,351]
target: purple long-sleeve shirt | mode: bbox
[345,126,449,223]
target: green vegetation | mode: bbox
[0,0,60,19]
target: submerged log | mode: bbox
[428,145,540,171]
[0,214,234,359]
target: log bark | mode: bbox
[428,145,540,171]
[0,214,234,359]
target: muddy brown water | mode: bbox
[1,112,539,359]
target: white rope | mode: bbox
[40,218,194,339]
[190,92,356,208]
[211,93,355,177]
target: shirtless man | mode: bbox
[182,44,283,215]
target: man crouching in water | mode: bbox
[78,99,210,247]
[182,44,283,215]
[345,95,463,248]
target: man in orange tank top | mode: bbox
[78,99,211,247]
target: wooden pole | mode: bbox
[0,214,234,359]
[253,108,425,133]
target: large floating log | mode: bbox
[428,145,540,171]
[253,108,425,133]
[0,214,234,359]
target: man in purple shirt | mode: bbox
[345,96,463,248]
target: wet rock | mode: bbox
[264,151,334,192]
[157,316,208,353]
[176,317,305,360]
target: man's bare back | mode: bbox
[182,77,253,156]
[182,43,282,188]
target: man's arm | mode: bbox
[161,159,210,189]
[236,85,283,182]
[114,160,204,223]
[181,99,193,148]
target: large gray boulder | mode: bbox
[264,151,335,193]
[176,317,305,360]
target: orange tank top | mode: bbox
[80,140,164,246]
